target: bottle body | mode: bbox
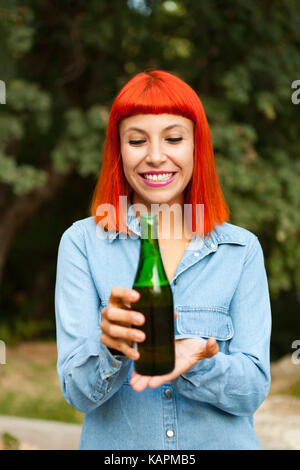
[133,213,175,376]
[132,284,175,375]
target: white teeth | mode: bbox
[143,172,174,181]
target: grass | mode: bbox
[1,432,20,450]
[0,341,83,424]
[0,391,83,423]
[280,380,300,398]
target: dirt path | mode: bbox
[0,416,80,450]
[255,395,300,450]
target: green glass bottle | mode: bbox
[132,212,175,376]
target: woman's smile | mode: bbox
[138,171,177,187]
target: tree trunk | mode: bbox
[0,167,72,286]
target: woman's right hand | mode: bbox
[100,285,146,360]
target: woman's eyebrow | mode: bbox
[124,124,188,135]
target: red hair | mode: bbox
[90,69,230,238]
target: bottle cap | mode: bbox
[140,213,158,239]
[140,212,158,224]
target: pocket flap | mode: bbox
[176,307,233,341]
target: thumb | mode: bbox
[206,337,219,357]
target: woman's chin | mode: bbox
[135,194,179,207]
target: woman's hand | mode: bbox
[129,312,219,391]
[100,285,146,360]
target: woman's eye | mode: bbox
[167,137,183,143]
[129,137,182,146]
[129,140,145,145]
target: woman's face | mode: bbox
[119,113,194,209]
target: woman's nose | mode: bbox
[146,141,167,165]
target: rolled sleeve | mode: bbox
[172,236,272,416]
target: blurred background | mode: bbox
[0,0,300,450]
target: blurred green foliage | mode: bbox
[284,381,300,398]
[0,342,83,423]
[0,390,83,424]
[0,0,299,360]
[1,431,20,450]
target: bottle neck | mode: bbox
[140,217,160,256]
[134,215,169,287]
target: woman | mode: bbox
[55,70,272,450]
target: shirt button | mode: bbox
[194,252,199,257]
[166,429,174,438]
[211,243,216,248]
[165,389,172,399]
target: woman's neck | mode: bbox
[131,193,192,241]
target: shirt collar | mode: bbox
[106,202,247,249]
[106,202,139,243]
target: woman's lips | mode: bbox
[138,172,177,187]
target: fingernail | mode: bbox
[134,314,143,324]
[130,291,139,299]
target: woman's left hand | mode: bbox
[129,312,219,391]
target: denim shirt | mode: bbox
[55,203,272,450]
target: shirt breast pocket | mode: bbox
[176,306,234,344]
